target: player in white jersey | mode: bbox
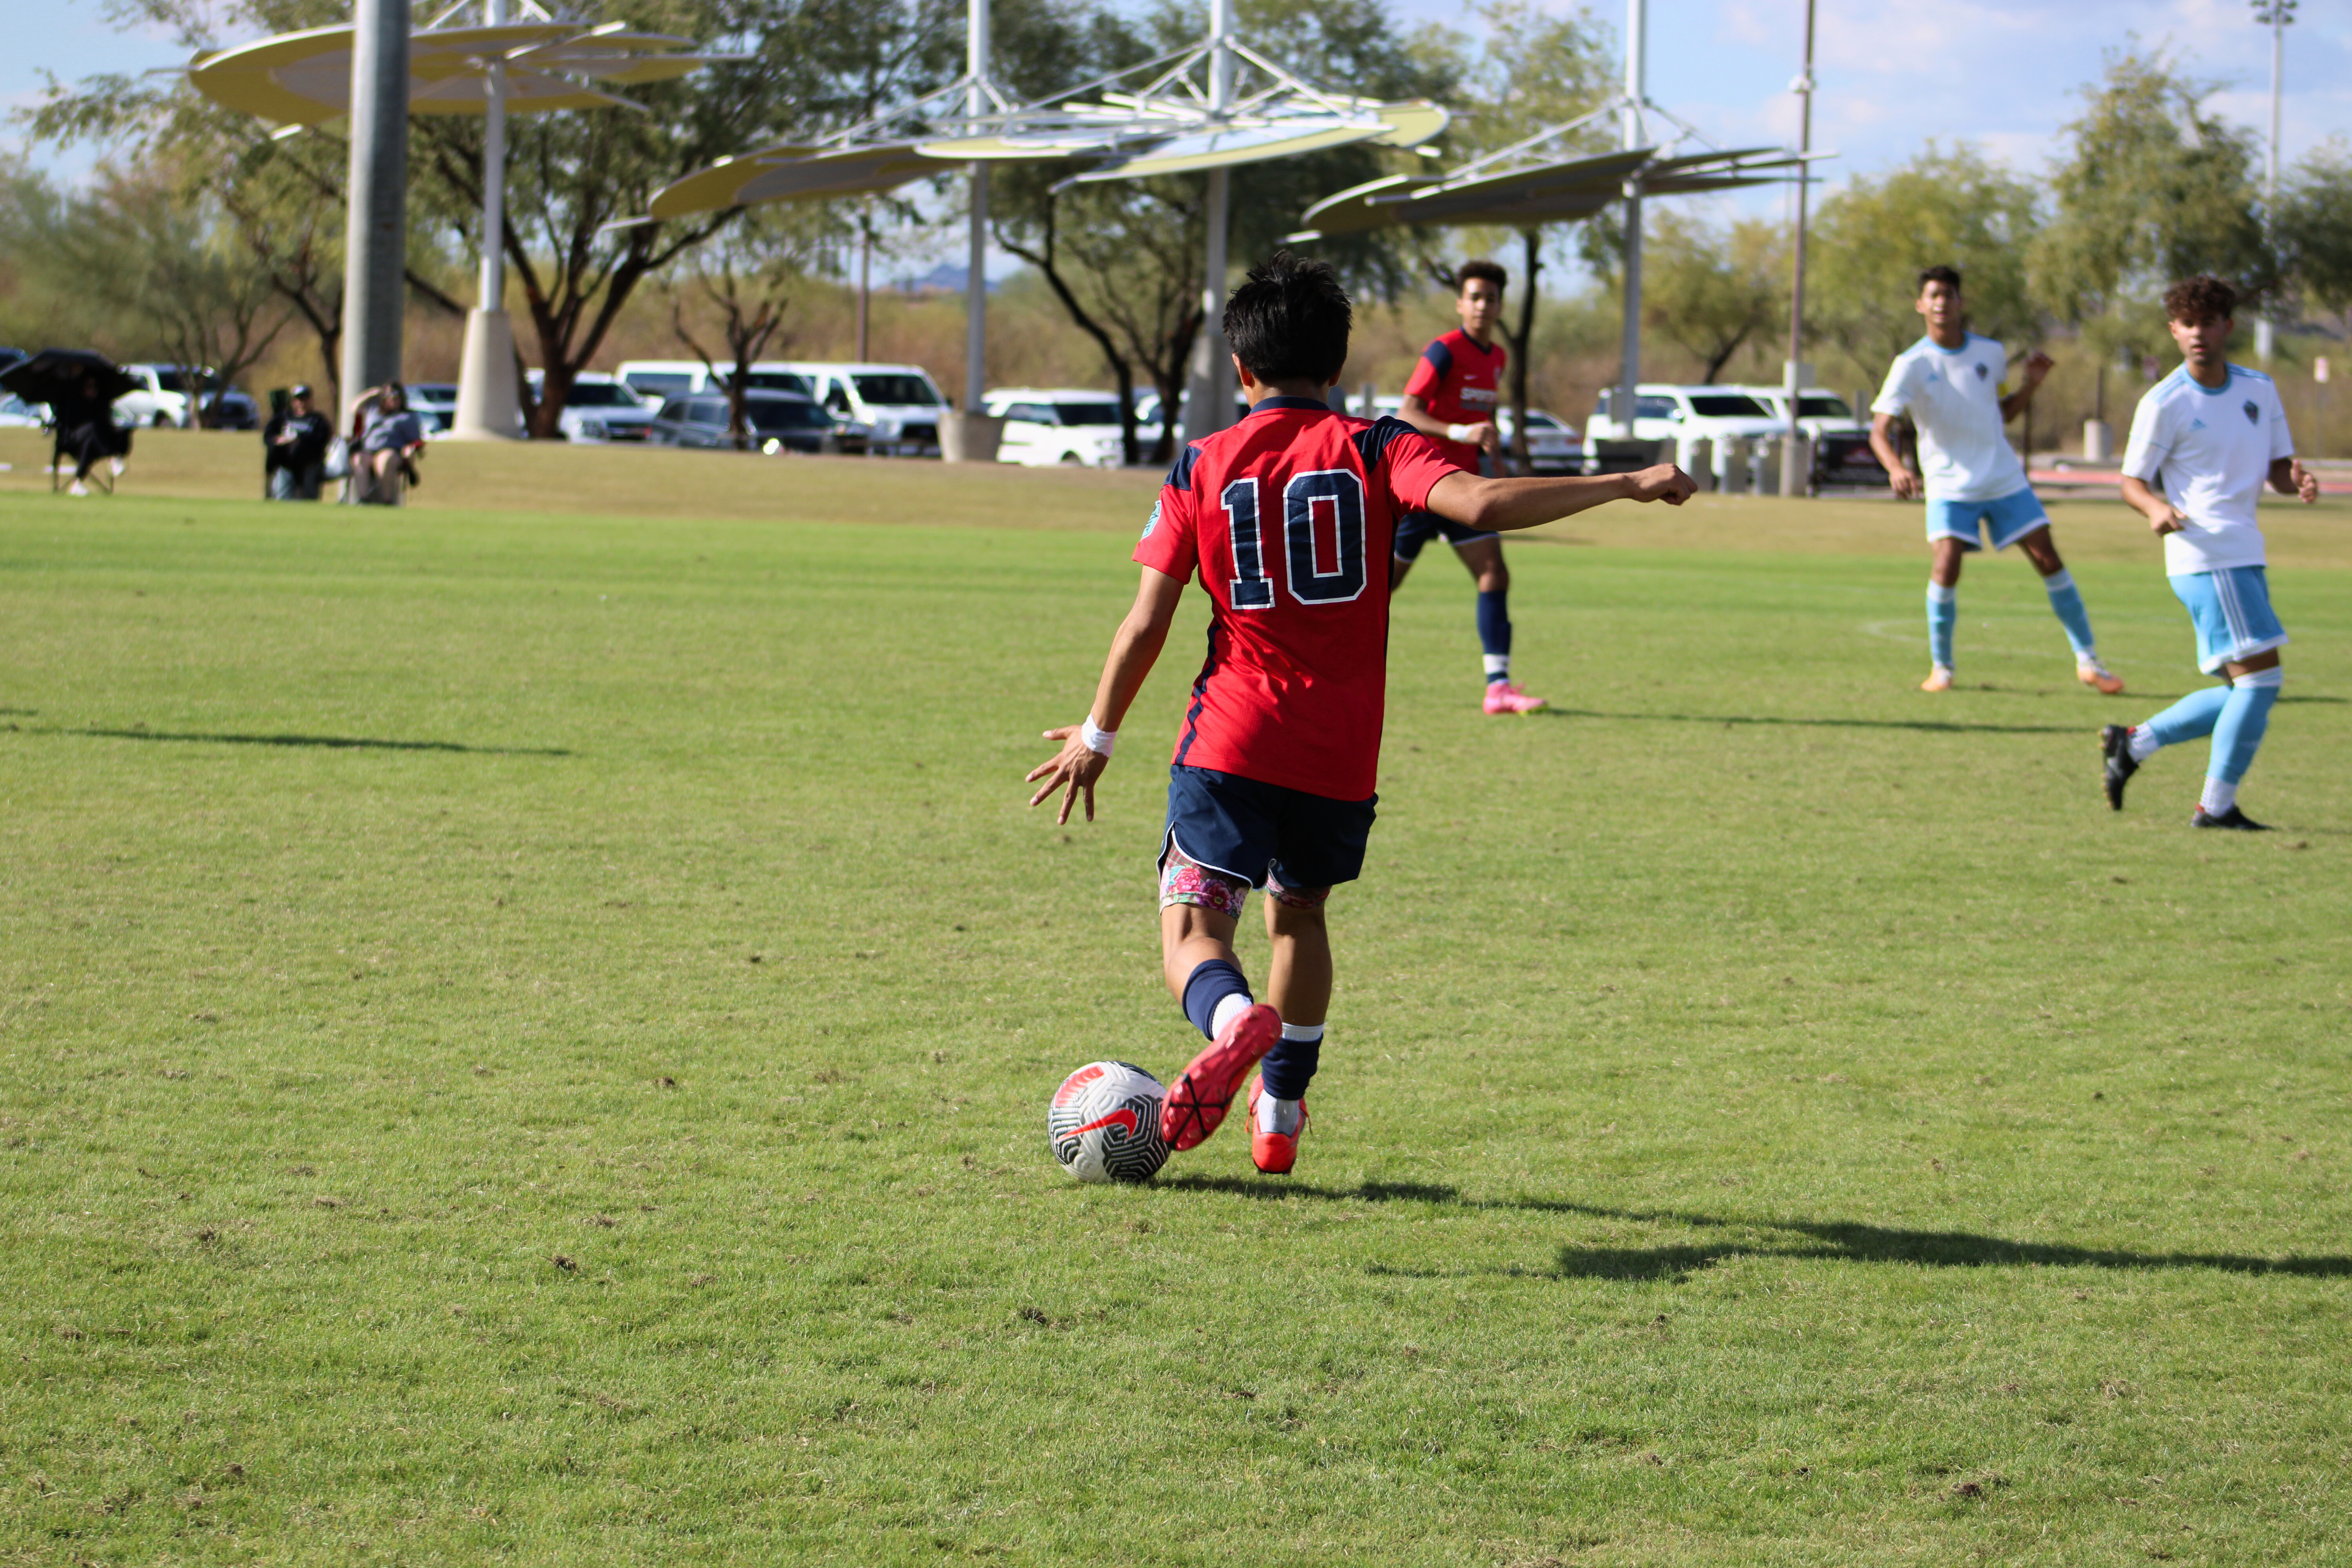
[1870,266,2124,695]
[2102,275,2318,830]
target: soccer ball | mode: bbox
[1048,1061,1170,1184]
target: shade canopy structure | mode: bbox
[188,18,733,128]
[187,1,736,442]
[645,0,1449,446]
[0,349,136,407]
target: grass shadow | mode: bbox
[1540,706,2083,736]
[1158,1178,2352,1281]
[28,725,571,757]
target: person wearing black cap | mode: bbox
[264,385,332,500]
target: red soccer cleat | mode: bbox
[1483,681,1547,714]
[1245,1073,1308,1175]
[1160,1002,1280,1151]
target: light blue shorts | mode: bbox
[1925,488,2048,552]
[2171,565,2288,674]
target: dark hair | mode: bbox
[2163,274,2238,323]
[1458,259,1508,294]
[1917,265,1962,293]
[1223,250,1353,385]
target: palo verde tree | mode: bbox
[1638,209,1786,385]
[1807,141,2042,372]
[664,200,853,446]
[2029,48,2273,362]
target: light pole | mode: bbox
[341,0,412,425]
[1612,0,1646,439]
[2252,0,2295,365]
[1181,0,1237,447]
[1779,0,1816,495]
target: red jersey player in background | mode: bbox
[1026,252,1693,1176]
[1393,260,1546,714]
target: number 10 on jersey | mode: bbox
[1223,470,1369,609]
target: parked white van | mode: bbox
[1583,384,1786,452]
[772,362,946,457]
[984,388,1126,467]
[615,359,817,404]
[1731,385,1866,439]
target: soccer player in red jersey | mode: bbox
[1392,260,1546,714]
[1025,253,1693,1175]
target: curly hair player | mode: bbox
[2102,274,2319,829]
[1025,252,1695,1175]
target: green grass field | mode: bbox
[4,451,2349,1565]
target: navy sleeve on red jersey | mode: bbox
[1133,441,1203,581]
[1352,416,1466,515]
[1401,339,1450,402]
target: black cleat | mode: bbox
[2190,805,2270,831]
[2099,724,2138,811]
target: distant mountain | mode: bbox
[893,263,1005,295]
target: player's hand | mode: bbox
[2292,458,2319,504]
[1468,420,1501,457]
[1889,466,1923,501]
[2023,350,2055,388]
[2147,503,2188,537]
[1624,464,1697,506]
[1025,725,1110,825]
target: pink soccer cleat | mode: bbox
[1483,681,1547,715]
[1920,667,1955,692]
[2077,662,2125,696]
[1245,1073,1307,1175]
[1160,1002,1280,1151]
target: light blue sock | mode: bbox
[1927,582,1956,670]
[2209,670,2281,786]
[2041,569,2097,661]
[2139,685,2231,751]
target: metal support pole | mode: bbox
[944,0,1001,460]
[339,0,410,422]
[1613,0,1646,439]
[2254,2,2287,365]
[1183,0,1236,446]
[1779,0,1816,495]
[452,0,521,439]
[857,200,872,363]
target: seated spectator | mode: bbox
[349,382,426,504]
[263,385,332,501]
[51,373,133,497]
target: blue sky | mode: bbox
[8,0,2346,252]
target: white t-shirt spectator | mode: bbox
[2120,364,2293,576]
[1872,333,2029,503]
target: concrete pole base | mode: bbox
[2082,419,2113,462]
[450,307,522,439]
[941,412,1005,463]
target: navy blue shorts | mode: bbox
[1392,510,1497,563]
[1160,766,1377,891]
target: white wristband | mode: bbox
[1445,423,1475,443]
[1081,716,1116,757]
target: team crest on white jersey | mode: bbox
[2243,399,2259,424]
[1974,362,1989,380]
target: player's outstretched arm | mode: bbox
[2270,457,2319,504]
[1423,463,1695,533]
[1026,565,1187,826]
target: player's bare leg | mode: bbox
[1455,535,1544,712]
[1922,536,1965,690]
[2015,524,2123,694]
[1247,891,1330,1174]
[1157,871,1279,1151]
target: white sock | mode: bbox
[1483,653,1510,682]
[1259,1022,1320,1132]
[2127,725,2161,764]
[1927,582,1956,605]
[2200,777,2237,816]
[1210,993,1252,1038]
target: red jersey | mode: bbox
[1133,397,1462,800]
[1401,328,1506,469]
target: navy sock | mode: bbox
[1476,589,1511,679]
[1180,959,1252,1042]
[1260,1033,1321,1100]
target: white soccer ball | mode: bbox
[1048,1060,1170,1184]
